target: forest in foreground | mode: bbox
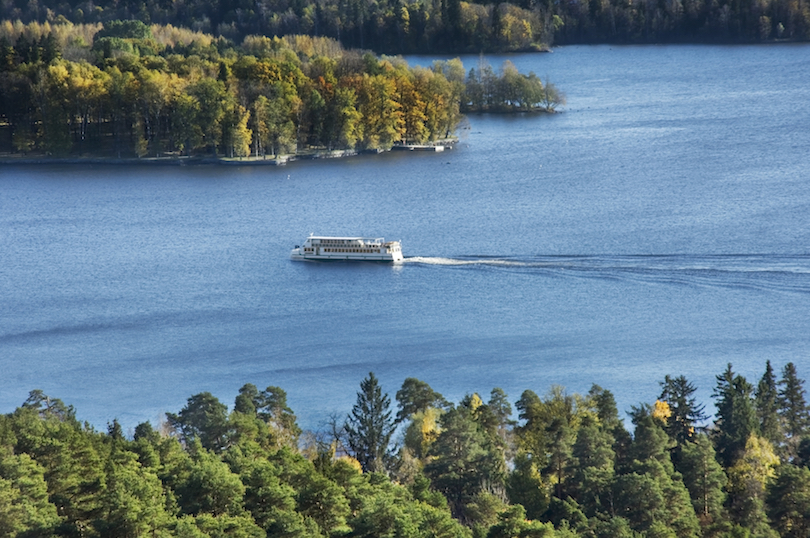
[2,360,810,537]
[0,20,563,158]
[1,0,809,53]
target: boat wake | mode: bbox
[403,254,810,295]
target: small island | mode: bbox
[0,20,565,163]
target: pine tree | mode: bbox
[394,377,447,424]
[766,464,810,538]
[506,453,548,520]
[424,405,491,521]
[567,415,616,517]
[166,392,230,452]
[345,372,396,473]
[679,434,726,526]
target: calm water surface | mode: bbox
[2,45,810,431]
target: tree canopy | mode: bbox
[2,361,809,537]
[0,22,562,158]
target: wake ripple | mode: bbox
[403,255,810,295]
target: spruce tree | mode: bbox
[777,362,810,459]
[345,372,395,473]
[659,375,707,446]
[755,360,781,447]
[712,364,758,468]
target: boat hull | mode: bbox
[290,248,403,263]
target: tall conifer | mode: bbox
[777,362,810,459]
[659,375,707,446]
[755,360,781,447]
[345,372,395,473]
[712,364,757,468]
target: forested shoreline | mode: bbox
[2,360,810,537]
[0,20,564,158]
[1,0,808,53]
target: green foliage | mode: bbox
[0,450,60,537]
[395,377,448,424]
[94,448,172,537]
[167,392,231,452]
[658,375,706,447]
[777,362,810,459]
[766,463,810,538]
[348,478,470,538]
[233,384,301,448]
[345,372,396,473]
[678,434,726,525]
[3,364,810,538]
[486,503,556,538]
[3,0,810,56]
[425,405,499,522]
[755,361,782,448]
[725,434,779,536]
[177,441,247,516]
[0,26,481,157]
[567,416,615,517]
[506,453,548,520]
[97,20,154,40]
[712,364,758,468]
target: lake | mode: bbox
[2,44,809,433]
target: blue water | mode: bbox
[2,44,810,432]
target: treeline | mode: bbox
[1,0,809,54]
[3,360,810,537]
[0,20,563,158]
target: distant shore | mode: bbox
[0,140,457,167]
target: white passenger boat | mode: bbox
[291,235,404,262]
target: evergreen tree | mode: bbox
[659,375,707,447]
[589,384,633,472]
[678,434,726,526]
[345,372,396,473]
[766,463,810,538]
[588,384,619,426]
[0,451,61,537]
[567,415,615,517]
[625,406,701,538]
[514,386,580,499]
[166,392,231,452]
[21,389,76,422]
[259,386,301,446]
[394,377,448,424]
[505,452,548,520]
[424,405,492,522]
[777,362,810,459]
[546,416,574,500]
[712,364,758,468]
[486,388,512,428]
[95,447,172,537]
[234,383,262,415]
[755,360,781,447]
